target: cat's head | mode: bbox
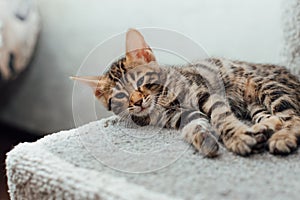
[72,29,164,117]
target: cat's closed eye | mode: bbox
[137,77,144,87]
[144,83,160,90]
[115,92,127,99]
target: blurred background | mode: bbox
[0,0,286,199]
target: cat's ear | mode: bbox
[70,76,111,98]
[125,29,156,65]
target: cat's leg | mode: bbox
[167,109,219,157]
[258,87,300,154]
[267,111,300,155]
[247,103,283,151]
[181,117,219,157]
[199,93,257,156]
[248,103,283,131]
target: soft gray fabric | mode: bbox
[6,116,300,200]
[282,0,300,75]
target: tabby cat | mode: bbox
[72,29,300,157]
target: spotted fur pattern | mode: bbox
[74,30,300,157]
[98,57,300,157]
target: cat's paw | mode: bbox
[182,120,219,158]
[248,124,273,152]
[224,127,257,156]
[248,116,283,152]
[268,130,298,155]
[261,116,283,131]
[193,130,219,158]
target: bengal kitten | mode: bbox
[72,29,300,157]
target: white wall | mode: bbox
[0,0,284,133]
[39,0,282,63]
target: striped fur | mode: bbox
[78,30,300,157]
[96,57,300,157]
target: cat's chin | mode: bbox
[133,106,151,117]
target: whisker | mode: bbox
[117,110,131,123]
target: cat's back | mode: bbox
[170,58,300,101]
[176,58,300,87]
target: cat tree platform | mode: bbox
[6,117,300,200]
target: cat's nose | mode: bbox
[130,91,144,107]
[134,99,143,106]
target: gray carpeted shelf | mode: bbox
[6,116,300,200]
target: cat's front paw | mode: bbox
[268,129,298,155]
[248,116,283,152]
[182,120,219,158]
[248,124,272,152]
[224,126,257,156]
[193,130,219,158]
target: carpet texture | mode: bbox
[282,0,300,75]
[6,116,300,200]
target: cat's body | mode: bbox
[73,29,300,157]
